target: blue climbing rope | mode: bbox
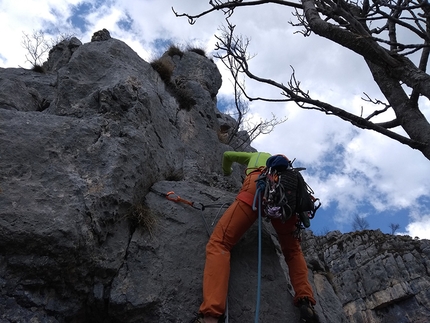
[252,177,266,323]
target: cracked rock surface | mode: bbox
[301,230,430,323]
[0,32,295,323]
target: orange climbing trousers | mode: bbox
[199,171,316,318]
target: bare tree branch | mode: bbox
[215,33,287,148]
[174,0,430,159]
[389,223,400,234]
[21,30,51,67]
[172,0,302,25]
[352,214,370,231]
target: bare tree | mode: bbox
[389,223,400,235]
[352,214,370,231]
[21,30,51,67]
[197,26,288,149]
[21,29,75,68]
[173,0,430,161]
[223,54,287,149]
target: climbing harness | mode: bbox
[257,161,321,228]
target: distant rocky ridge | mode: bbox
[0,30,429,323]
[301,230,430,323]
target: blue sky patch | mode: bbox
[118,14,133,31]
[151,38,174,57]
[217,95,236,114]
[68,2,94,33]
[310,201,411,236]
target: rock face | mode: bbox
[301,230,430,323]
[0,30,429,323]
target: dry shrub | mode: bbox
[150,58,173,83]
[166,44,184,58]
[128,202,157,236]
[170,86,196,111]
[31,64,45,73]
[150,44,198,110]
[187,46,206,57]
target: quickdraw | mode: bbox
[149,187,230,236]
[150,188,202,210]
[150,188,230,211]
[166,191,202,210]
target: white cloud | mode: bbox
[0,0,83,67]
[398,211,430,240]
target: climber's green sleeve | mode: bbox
[222,151,272,175]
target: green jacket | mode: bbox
[222,151,272,176]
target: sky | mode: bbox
[1,0,430,239]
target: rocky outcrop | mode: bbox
[0,31,294,323]
[301,230,430,323]
[0,30,429,322]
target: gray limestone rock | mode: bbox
[301,230,430,323]
[0,33,296,322]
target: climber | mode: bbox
[191,151,319,323]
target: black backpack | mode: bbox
[258,155,320,227]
